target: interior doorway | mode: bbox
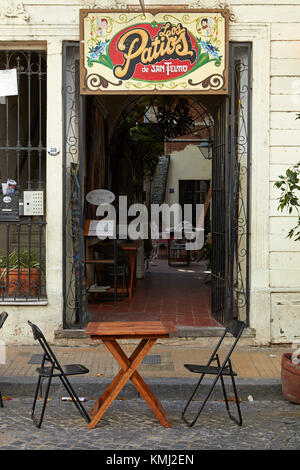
[62,42,251,330]
[85,94,218,328]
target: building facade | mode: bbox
[0,0,299,345]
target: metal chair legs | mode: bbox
[182,357,243,427]
[182,321,245,428]
[31,374,53,428]
[58,374,91,423]
[182,371,220,427]
[217,358,242,426]
[31,370,91,428]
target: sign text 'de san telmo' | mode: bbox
[80,9,229,94]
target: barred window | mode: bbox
[0,50,47,302]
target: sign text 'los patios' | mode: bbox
[113,22,196,80]
[80,10,229,94]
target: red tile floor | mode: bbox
[88,258,219,328]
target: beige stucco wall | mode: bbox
[164,146,212,207]
[0,0,299,344]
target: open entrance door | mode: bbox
[211,97,229,325]
[62,42,251,330]
[211,43,251,326]
[85,95,216,328]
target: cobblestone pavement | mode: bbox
[0,399,300,450]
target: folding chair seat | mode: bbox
[28,321,91,428]
[0,312,8,408]
[36,363,89,377]
[185,364,237,376]
[182,319,245,427]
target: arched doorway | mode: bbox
[84,93,218,328]
[62,42,251,331]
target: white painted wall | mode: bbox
[165,146,211,207]
[0,0,299,343]
[268,8,300,343]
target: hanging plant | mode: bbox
[112,96,197,200]
[156,97,195,139]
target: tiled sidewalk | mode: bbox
[89,259,218,327]
[0,342,287,379]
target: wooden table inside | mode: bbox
[85,321,177,429]
[84,235,137,300]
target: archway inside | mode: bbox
[84,93,222,329]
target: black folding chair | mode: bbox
[0,312,8,408]
[28,321,91,428]
[182,319,245,427]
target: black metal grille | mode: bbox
[211,43,251,326]
[142,355,161,365]
[229,44,251,324]
[0,50,47,301]
[211,99,228,324]
[62,42,88,327]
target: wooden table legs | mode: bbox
[87,338,171,429]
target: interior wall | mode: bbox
[165,146,212,207]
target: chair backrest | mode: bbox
[0,312,8,330]
[226,319,245,339]
[217,320,245,368]
[28,321,63,372]
[28,321,45,341]
[207,319,245,369]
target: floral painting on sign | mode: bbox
[81,10,228,93]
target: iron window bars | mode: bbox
[0,50,47,302]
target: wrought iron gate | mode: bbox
[0,50,47,301]
[211,98,229,323]
[211,43,251,325]
[62,42,88,328]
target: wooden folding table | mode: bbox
[85,321,177,429]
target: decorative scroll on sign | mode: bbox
[80,9,229,94]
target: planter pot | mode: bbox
[0,268,40,297]
[281,353,300,404]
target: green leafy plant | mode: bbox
[274,113,300,240]
[128,122,163,200]
[156,97,195,139]
[0,250,43,279]
[113,96,197,201]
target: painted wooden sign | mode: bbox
[80,9,229,94]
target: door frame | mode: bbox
[211,43,252,327]
[62,41,252,330]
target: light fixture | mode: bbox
[198,138,213,160]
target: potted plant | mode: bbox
[281,351,300,404]
[0,250,43,297]
[274,117,300,402]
